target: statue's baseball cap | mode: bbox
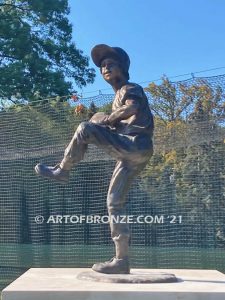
[91,44,130,73]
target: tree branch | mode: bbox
[0,3,29,12]
[0,54,19,60]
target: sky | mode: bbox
[68,0,225,97]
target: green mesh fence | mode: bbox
[0,74,225,291]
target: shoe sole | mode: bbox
[92,267,130,274]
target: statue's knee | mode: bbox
[76,121,92,137]
[77,121,88,132]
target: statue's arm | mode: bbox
[103,99,139,126]
[90,112,109,124]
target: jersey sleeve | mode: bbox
[120,84,144,105]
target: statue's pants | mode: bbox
[60,121,153,241]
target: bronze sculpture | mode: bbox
[35,44,154,274]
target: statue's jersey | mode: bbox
[112,83,154,136]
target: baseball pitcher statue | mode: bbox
[35,44,154,274]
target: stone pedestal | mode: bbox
[2,268,225,300]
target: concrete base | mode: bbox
[2,268,225,300]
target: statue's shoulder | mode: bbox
[120,82,143,91]
[120,82,144,99]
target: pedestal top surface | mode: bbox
[3,268,225,293]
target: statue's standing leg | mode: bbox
[92,160,148,274]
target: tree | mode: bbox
[0,0,95,104]
[186,83,224,121]
[142,76,225,247]
[145,76,224,123]
[87,101,97,118]
[145,76,194,123]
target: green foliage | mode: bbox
[141,77,225,247]
[98,101,112,114]
[145,76,225,122]
[0,0,95,104]
[87,101,98,118]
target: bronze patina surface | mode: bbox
[35,44,154,274]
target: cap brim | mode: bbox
[91,44,121,67]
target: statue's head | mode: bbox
[91,44,130,81]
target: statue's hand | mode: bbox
[90,112,110,125]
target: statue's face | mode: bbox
[100,58,124,83]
